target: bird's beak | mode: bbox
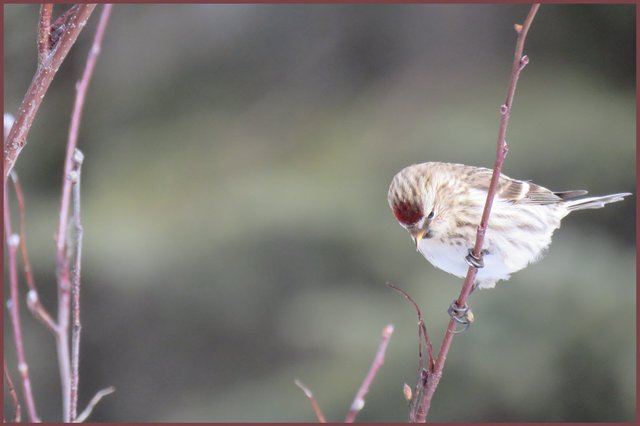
[411,229,426,251]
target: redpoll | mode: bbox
[388,162,631,290]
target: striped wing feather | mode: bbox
[467,167,586,205]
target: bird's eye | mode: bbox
[427,211,435,220]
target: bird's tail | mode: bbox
[565,192,632,211]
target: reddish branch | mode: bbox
[4,4,96,181]
[37,4,53,63]
[6,5,111,422]
[386,283,433,371]
[4,181,40,422]
[344,324,394,422]
[295,324,394,422]
[4,361,22,422]
[54,5,112,421]
[412,5,541,422]
[294,380,327,423]
[386,283,434,422]
[10,171,59,333]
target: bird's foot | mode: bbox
[448,300,474,333]
[465,249,484,269]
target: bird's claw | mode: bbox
[448,300,474,333]
[465,249,484,269]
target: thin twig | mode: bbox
[74,386,115,423]
[4,181,40,422]
[386,283,434,422]
[10,171,59,333]
[4,4,97,180]
[414,5,541,422]
[54,5,111,421]
[69,149,85,422]
[57,3,112,264]
[4,362,22,422]
[37,4,54,63]
[294,379,327,423]
[344,324,394,423]
[386,283,433,370]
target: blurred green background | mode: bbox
[4,4,635,422]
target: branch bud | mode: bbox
[67,170,79,183]
[383,324,394,337]
[8,234,20,247]
[514,23,523,34]
[350,397,365,411]
[519,55,529,70]
[4,113,15,141]
[73,148,84,165]
[27,289,38,304]
[403,383,413,401]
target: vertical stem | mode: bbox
[4,181,40,422]
[69,150,84,422]
[10,171,59,333]
[55,6,112,420]
[56,253,72,422]
[4,362,22,422]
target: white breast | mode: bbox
[417,238,512,289]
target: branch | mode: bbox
[54,6,112,421]
[456,4,540,308]
[10,171,59,333]
[294,379,327,423]
[386,283,433,371]
[74,386,115,423]
[4,362,22,422]
[344,324,394,423]
[295,324,394,423]
[3,180,40,422]
[386,283,434,422]
[37,4,54,63]
[4,4,97,180]
[56,3,111,263]
[414,5,541,422]
[69,149,85,422]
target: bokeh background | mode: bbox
[4,4,635,422]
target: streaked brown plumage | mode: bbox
[388,162,631,289]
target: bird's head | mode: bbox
[388,165,436,249]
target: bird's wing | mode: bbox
[468,168,566,205]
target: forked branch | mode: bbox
[4,4,97,180]
[5,5,112,422]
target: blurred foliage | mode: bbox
[4,4,635,422]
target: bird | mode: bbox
[388,161,631,290]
